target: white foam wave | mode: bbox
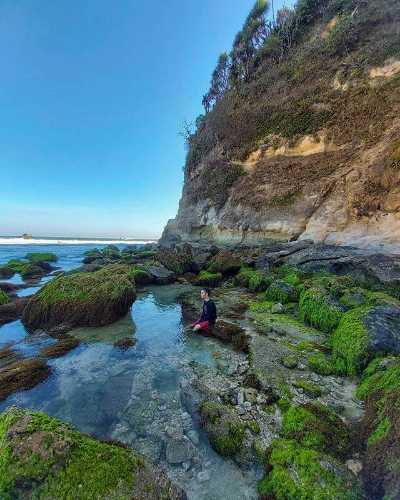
[0,237,157,245]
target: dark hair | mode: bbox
[202,287,211,296]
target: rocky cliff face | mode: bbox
[162,0,400,254]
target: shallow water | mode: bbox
[0,250,259,499]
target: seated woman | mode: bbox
[192,287,217,334]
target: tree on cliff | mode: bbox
[202,53,230,113]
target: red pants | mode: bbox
[193,320,211,333]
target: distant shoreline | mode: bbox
[0,236,158,245]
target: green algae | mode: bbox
[258,438,361,500]
[266,280,298,304]
[307,352,336,376]
[331,306,371,376]
[194,270,223,287]
[293,378,322,398]
[299,287,343,333]
[128,266,153,285]
[0,289,10,306]
[25,252,58,263]
[234,266,271,292]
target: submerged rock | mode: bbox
[113,337,137,350]
[0,407,185,499]
[166,436,195,464]
[22,266,136,333]
[0,358,51,401]
[40,336,80,358]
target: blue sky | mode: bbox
[0,0,293,239]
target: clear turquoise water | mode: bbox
[0,245,259,499]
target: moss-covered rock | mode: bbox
[331,303,400,375]
[82,248,103,264]
[194,270,222,287]
[207,251,241,275]
[156,244,194,274]
[258,439,361,500]
[212,320,249,352]
[200,402,256,458]
[356,357,400,499]
[101,245,121,260]
[0,407,184,500]
[292,378,322,398]
[0,290,10,306]
[234,266,271,292]
[0,265,14,279]
[22,266,136,333]
[299,287,344,333]
[128,266,153,285]
[25,252,58,263]
[281,403,350,458]
[4,259,47,281]
[266,280,298,304]
[307,352,336,376]
[0,359,51,401]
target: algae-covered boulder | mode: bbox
[82,248,103,264]
[25,252,58,263]
[0,298,29,327]
[234,266,271,292]
[258,439,361,500]
[356,357,400,499]
[0,358,51,401]
[101,245,121,260]
[332,303,400,375]
[40,336,80,358]
[194,270,222,287]
[156,244,194,274]
[22,266,136,333]
[207,251,241,275]
[281,403,350,459]
[0,265,14,279]
[212,320,249,352]
[266,280,298,304]
[200,402,253,458]
[299,287,344,333]
[0,407,184,500]
[128,266,153,285]
[145,265,175,285]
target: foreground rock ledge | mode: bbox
[0,407,185,500]
[22,266,136,333]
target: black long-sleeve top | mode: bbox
[199,299,217,325]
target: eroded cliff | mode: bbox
[162,0,400,253]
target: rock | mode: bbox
[0,265,14,279]
[271,302,284,314]
[193,271,222,287]
[243,388,258,403]
[0,407,185,499]
[40,336,80,358]
[145,265,175,285]
[0,297,29,326]
[187,430,200,446]
[266,281,298,304]
[281,354,298,369]
[346,459,363,476]
[22,266,136,333]
[211,320,249,352]
[0,282,21,294]
[156,244,195,274]
[206,251,241,275]
[166,437,195,464]
[113,337,137,350]
[197,470,211,482]
[332,302,400,374]
[0,359,51,401]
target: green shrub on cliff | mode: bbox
[0,407,181,500]
[0,290,10,306]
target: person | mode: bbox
[192,288,217,334]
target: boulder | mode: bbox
[145,265,175,285]
[0,265,14,279]
[0,407,185,500]
[332,302,400,375]
[166,437,195,464]
[207,251,241,275]
[212,320,250,352]
[193,271,222,287]
[22,266,136,333]
[0,298,29,326]
[266,280,298,304]
[156,244,195,274]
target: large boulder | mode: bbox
[156,244,195,274]
[212,320,250,352]
[22,266,136,333]
[0,298,29,326]
[145,265,175,285]
[0,407,184,499]
[207,251,241,275]
[332,302,400,375]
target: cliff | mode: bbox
[162,0,400,253]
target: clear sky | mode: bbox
[0,0,293,239]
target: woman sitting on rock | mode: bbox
[192,287,217,334]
